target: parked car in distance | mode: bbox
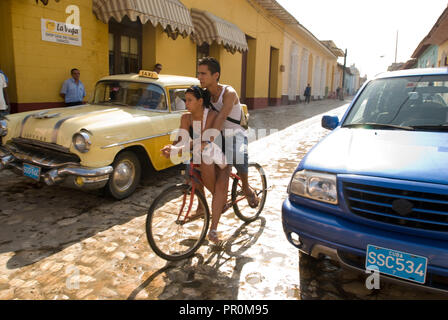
[282,68,448,293]
[0,71,201,199]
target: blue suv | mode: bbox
[282,68,448,293]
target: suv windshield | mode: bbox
[343,75,448,130]
[92,81,167,110]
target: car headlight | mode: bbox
[0,120,7,137]
[72,132,92,153]
[288,170,338,204]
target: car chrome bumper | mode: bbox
[0,147,113,190]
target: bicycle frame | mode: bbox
[177,163,247,224]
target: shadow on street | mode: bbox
[128,217,266,300]
[0,165,183,269]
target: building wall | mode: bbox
[219,46,243,95]
[0,0,17,102]
[281,24,337,103]
[438,40,448,67]
[143,24,197,77]
[282,36,299,103]
[418,45,439,68]
[182,0,285,109]
[3,0,108,112]
[2,0,338,113]
[141,20,243,94]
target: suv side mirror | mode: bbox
[322,115,339,130]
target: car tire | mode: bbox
[106,151,141,200]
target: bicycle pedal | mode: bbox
[208,242,225,252]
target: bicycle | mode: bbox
[145,162,267,261]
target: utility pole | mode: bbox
[395,30,399,64]
[341,49,347,100]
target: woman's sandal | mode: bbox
[247,190,260,208]
[208,229,221,245]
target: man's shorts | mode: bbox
[224,132,249,174]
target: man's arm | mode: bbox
[1,74,9,112]
[212,87,238,132]
[60,80,67,101]
[3,88,9,110]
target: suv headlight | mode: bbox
[72,131,92,153]
[0,120,7,137]
[288,170,338,204]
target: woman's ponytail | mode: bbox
[201,88,212,109]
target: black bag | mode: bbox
[209,104,249,130]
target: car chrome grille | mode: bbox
[343,182,448,232]
[6,139,80,168]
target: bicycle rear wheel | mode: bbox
[146,184,210,261]
[231,163,267,223]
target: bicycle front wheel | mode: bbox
[146,184,210,261]
[231,163,267,223]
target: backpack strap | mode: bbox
[209,86,243,126]
[209,103,241,125]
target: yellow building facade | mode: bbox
[0,0,339,112]
[282,29,340,103]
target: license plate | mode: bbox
[23,163,41,181]
[366,245,428,284]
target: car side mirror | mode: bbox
[322,115,339,130]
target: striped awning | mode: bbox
[92,0,194,37]
[190,8,248,53]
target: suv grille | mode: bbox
[344,182,448,232]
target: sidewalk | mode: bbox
[248,98,353,135]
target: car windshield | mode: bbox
[343,75,448,130]
[92,81,167,110]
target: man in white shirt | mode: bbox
[0,72,9,117]
[197,57,258,244]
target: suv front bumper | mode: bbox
[282,197,448,294]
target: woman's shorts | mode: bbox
[186,132,249,174]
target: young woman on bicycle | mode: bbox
[161,85,225,244]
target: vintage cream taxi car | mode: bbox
[0,71,211,199]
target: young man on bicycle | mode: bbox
[197,57,259,244]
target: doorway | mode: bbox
[268,46,279,106]
[109,16,142,75]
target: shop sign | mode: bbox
[41,18,82,46]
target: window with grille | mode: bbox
[109,17,142,75]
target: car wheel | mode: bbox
[106,151,141,200]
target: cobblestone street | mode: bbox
[0,98,447,300]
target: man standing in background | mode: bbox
[0,70,9,117]
[60,68,86,107]
[304,84,311,104]
[153,63,162,74]
[0,69,8,85]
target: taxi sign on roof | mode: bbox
[139,70,159,79]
